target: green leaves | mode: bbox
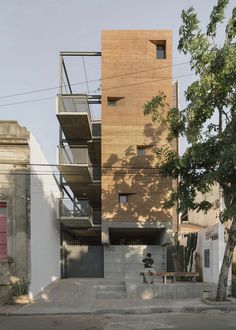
[143,92,168,124]
[178,7,200,55]
[226,7,236,42]
[167,108,185,141]
[207,0,229,38]
[143,0,236,223]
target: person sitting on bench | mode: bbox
[142,252,156,284]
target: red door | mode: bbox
[0,202,7,259]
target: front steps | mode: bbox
[96,280,127,299]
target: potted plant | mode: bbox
[10,277,30,304]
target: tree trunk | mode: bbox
[216,217,236,301]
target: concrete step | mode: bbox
[97,284,126,292]
[99,279,125,285]
[96,291,127,299]
[96,279,127,299]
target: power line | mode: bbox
[0,162,161,169]
[0,72,194,108]
[0,61,190,100]
[0,173,160,177]
[103,73,194,92]
[0,96,55,107]
[0,165,162,176]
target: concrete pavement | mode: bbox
[1,278,236,315]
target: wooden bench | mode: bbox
[140,271,199,284]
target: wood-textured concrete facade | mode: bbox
[101,30,177,242]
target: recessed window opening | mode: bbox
[150,40,166,59]
[137,145,153,156]
[119,194,128,204]
[137,146,146,156]
[156,44,166,59]
[107,97,124,107]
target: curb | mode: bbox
[1,304,236,316]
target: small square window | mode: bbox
[137,147,145,156]
[107,97,124,107]
[107,99,117,107]
[150,40,166,59]
[156,45,165,59]
[204,249,210,268]
[119,194,128,204]
[149,40,167,60]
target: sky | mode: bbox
[0,0,234,163]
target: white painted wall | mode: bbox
[198,223,231,290]
[29,134,60,299]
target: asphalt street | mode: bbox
[0,312,236,330]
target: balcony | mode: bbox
[58,146,101,184]
[58,198,94,228]
[58,198,101,228]
[57,94,92,141]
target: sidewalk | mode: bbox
[1,278,236,315]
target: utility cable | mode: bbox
[0,61,190,100]
[0,72,194,108]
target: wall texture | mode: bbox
[104,245,166,280]
[197,223,231,289]
[101,30,177,239]
[29,134,60,299]
[187,184,221,228]
[0,121,30,286]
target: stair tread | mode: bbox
[96,293,127,299]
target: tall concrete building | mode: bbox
[57,30,178,279]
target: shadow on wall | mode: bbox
[102,122,174,227]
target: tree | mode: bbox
[143,0,236,301]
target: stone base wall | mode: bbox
[0,261,13,285]
[0,284,11,305]
[104,245,166,280]
[126,282,217,299]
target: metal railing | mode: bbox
[90,165,101,181]
[59,198,92,218]
[92,122,101,138]
[93,209,101,225]
[58,146,90,165]
[57,94,92,126]
[58,146,101,181]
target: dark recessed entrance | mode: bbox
[109,228,166,245]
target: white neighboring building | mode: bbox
[29,133,60,299]
[181,183,232,290]
[197,223,231,290]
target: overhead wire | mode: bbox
[0,60,190,100]
[0,72,194,108]
[0,96,55,107]
[0,60,187,178]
